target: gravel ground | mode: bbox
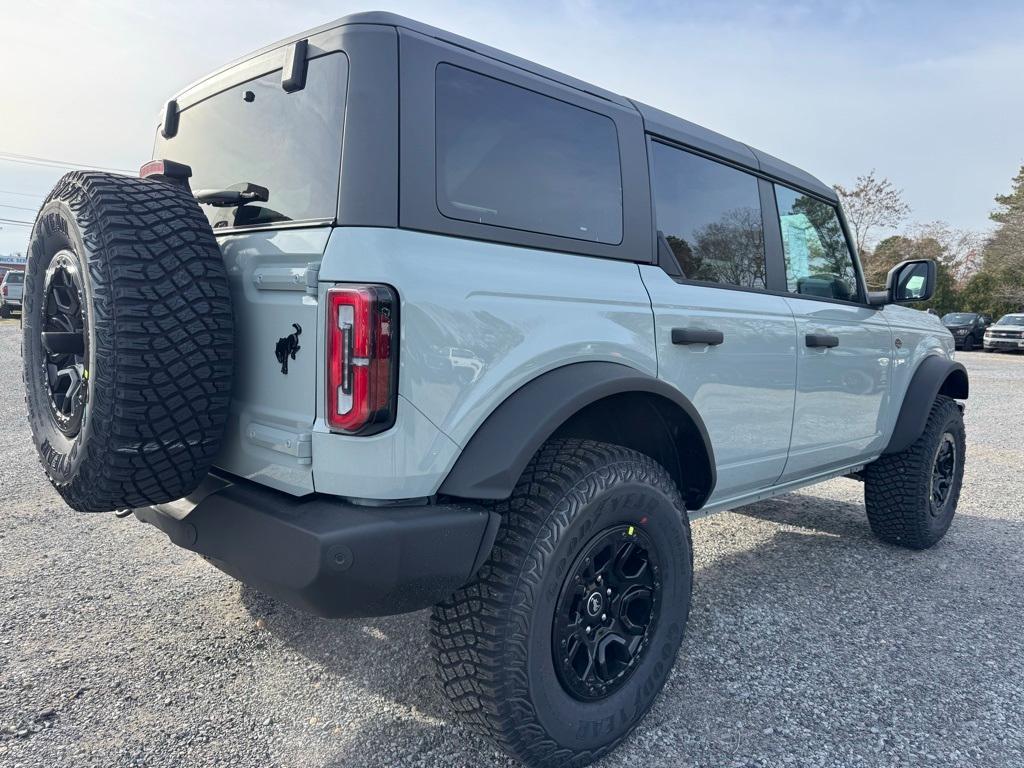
[2,315,1023,768]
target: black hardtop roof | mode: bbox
[181,11,837,202]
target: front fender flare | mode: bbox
[438,361,716,502]
[884,355,968,455]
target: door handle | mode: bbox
[805,333,839,348]
[672,327,724,346]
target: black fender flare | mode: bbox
[884,355,968,455]
[438,361,716,502]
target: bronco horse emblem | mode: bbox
[275,323,302,374]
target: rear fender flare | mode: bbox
[438,361,716,504]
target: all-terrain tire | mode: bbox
[864,395,965,549]
[23,171,234,512]
[431,439,692,768]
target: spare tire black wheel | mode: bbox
[23,171,234,513]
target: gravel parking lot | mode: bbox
[2,315,1023,768]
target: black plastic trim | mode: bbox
[281,39,309,92]
[134,475,498,618]
[438,361,716,503]
[806,333,839,348]
[160,99,179,139]
[672,327,724,346]
[884,356,969,455]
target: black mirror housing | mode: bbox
[884,259,937,304]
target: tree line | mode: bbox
[835,165,1024,318]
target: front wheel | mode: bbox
[864,396,966,549]
[962,336,974,351]
[431,440,692,768]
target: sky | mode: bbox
[1,0,1023,256]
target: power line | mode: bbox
[0,217,34,227]
[0,203,37,213]
[0,150,134,175]
[0,188,45,199]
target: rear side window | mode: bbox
[154,52,348,230]
[435,64,623,244]
[650,142,766,289]
[775,186,859,301]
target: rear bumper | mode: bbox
[134,474,499,618]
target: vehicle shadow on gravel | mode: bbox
[238,492,1024,767]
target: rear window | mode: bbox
[4,272,23,284]
[154,52,348,230]
[435,64,623,244]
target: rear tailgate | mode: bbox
[214,229,328,494]
[151,49,349,494]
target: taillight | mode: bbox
[325,284,398,434]
[1,285,6,297]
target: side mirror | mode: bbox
[869,259,937,306]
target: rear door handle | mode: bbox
[805,333,839,348]
[672,327,724,346]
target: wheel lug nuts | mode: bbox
[585,626,592,633]
[606,588,611,595]
[601,613,607,621]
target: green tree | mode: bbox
[976,164,1024,311]
[867,235,915,289]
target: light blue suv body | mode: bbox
[127,14,970,765]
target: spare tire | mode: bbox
[23,171,234,512]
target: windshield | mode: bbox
[996,315,1024,326]
[942,313,976,325]
[153,52,347,230]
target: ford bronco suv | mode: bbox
[21,13,968,768]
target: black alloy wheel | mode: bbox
[39,249,89,437]
[930,432,957,517]
[552,524,661,701]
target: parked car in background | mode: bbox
[942,312,987,350]
[983,313,1024,352]
[0,270,23,317]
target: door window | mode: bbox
[775,186,859,302]
[650,142,767,289]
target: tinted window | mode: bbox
[5,272,23,284]
[154,52,347,230]
[651,142,766,288]
[943,313,977,324]
[775,186,859,301]
[997,315,1024,326]
[435,64,622,244]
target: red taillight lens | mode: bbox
[326,284,398,434]
[1,285,6,297]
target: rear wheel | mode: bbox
[23,171,234,512]
[864,396,965,549]
[432,440,692,767]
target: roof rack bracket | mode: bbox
[282,39,309,93]
[160,99,179,139]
